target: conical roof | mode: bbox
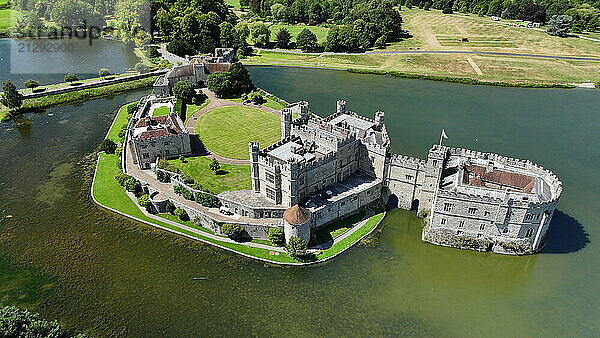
[283,205,311,225]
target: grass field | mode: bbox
[228,96,287,110]
[269,24,330,43]
[184,100,210,123]
[151,106,171,117]
[244,9,600,85]
[106,102,136,142]
[163,156,251,194]
[196,106,280,160]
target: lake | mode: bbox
[0,61,599,336]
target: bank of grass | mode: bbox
[228,95,287,110]
[195,106,280,159]
[18,73,133,94]
[184,99,210,123]
[316,208,386,260]
[157,212,218,235]
[106,102,137,142]
[93,152,297,264]
[21,76,157,111]
[163,156,251,194]
[0,8,20,31]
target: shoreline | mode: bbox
[90,101,387,266]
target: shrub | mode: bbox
[442,7,453,14]
[247,90,266,105]
[221,223,245,240]
[124,177,142,194]
[193,91,208,105]
[195,192,221,207]
[285,236,309,259]
[126,102,138,115]
[165,200,176,214]
[99,139,117,154]
[268,227,285,246]
[181,188,194,201]
[24,79,39,88]
[210,158,220,174]
[0,305,69,337]
[115,172,130,186]
[173,81,196,103]
[156,170,171,183]
[174,208,189,221]
[134,62,149,74]
[99,68,111,77]
[64,73,78,82]
[180,173,194,185]
[137,194,153,212]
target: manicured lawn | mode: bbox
[269,24,330,43]
[106,102,136,142]
[317,208,386,260]
[184,99,210,123]
[164,156,251,194]
[151,106,171,116]
[312,211,366,246]
[195,106,280,160]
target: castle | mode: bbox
[218,100,562,254]
[153,48,234,97]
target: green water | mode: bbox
[0,67,598,336]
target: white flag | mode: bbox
[441,129,448,139]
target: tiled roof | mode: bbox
[283,205,311,225]
[465,165,536,192]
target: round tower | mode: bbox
[249,141,260,193]
[283,205,311,245]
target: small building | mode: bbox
[153,48,234,97]
[129,97,192,169]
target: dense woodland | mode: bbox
[7,0,600,54]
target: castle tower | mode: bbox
[299,101,309,122]
[281,108,292,139]
[375,111,385,129]
[283,205,311,245]
[336,100,346,114]
[249,141,260,193]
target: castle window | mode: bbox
[266,172,275,183]
[266,188,276,200]
[526,228,534,237]
[142,153,150,159]
[502,227,509,234]
[484,211,490,217]
[443,203,453,212]
[165,149,170,155]
[405,174,413,181]
[468,208,477,215]
[458,220,464,228]
[477,233,483,238]
[441,218,447,225]
[456,230,463,235]
[479,224,485,231]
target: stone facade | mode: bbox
[128,96,192,169]
[153,48,234,97]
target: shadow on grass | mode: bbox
[189,134,209,156]
[542,210,590,254]
[215,169,229,175]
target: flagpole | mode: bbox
[439,129,443,146]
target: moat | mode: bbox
[0,63,599,335]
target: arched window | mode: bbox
[502,227,509,234]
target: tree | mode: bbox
[221,223,244,240]
[442,7,453,14]
[124,177,141,194]
[210,158,221,173]
[296,28,318,52]
[547,15,574,37]
[174,208,189,221]
[134,62,149,73]
[250,22,270,47]
[375,35,387,48]
[235,21,251,41]
[64,73,78,82]
[166,39,196,58]
[219,21,244,50]
[275,27,292,48]
[1,80,23,110]
[195,192,221,207]
[0,305,69,337]
[24,79,39,88]
[137,194,153,212]
[99,68,111,77]
[268,227,285,246]
[423,2,431,10]
[285,236,308,259]
[99,139,117,154]
[50,0,94,27]
[172,81,196,103]
[207,62,254,97]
